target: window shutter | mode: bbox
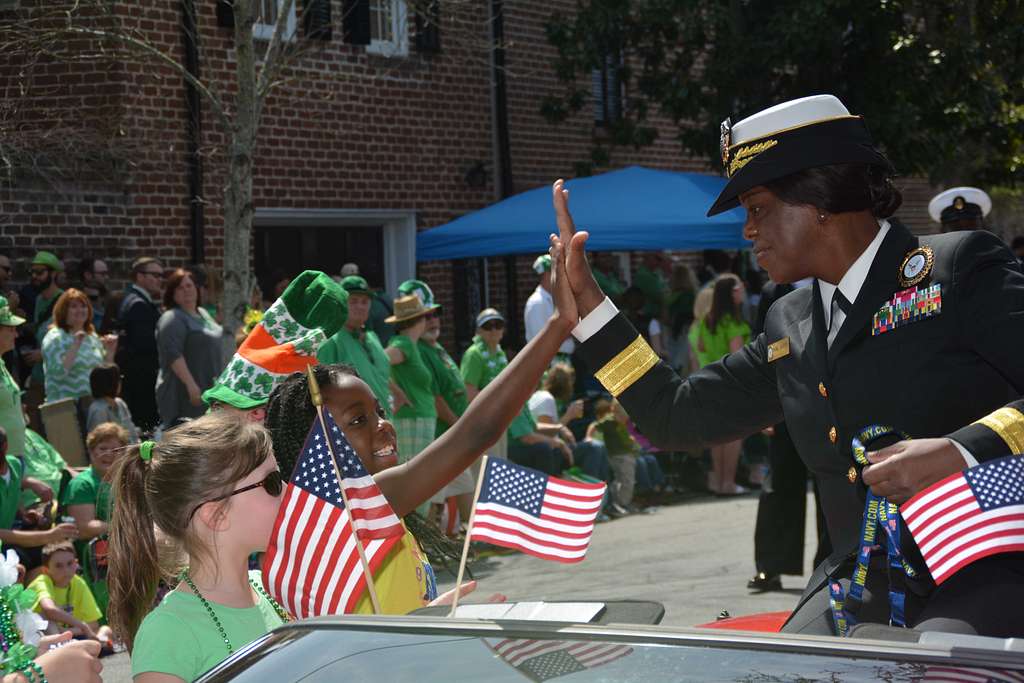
[592,55,622,125]
[303,0,332,40]
[415,0,441,53]
[216,0,235,29]
[342,0,371,45]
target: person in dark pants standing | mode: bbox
[116,257,163,434]
[748,279,831,592]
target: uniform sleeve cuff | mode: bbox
[947,438,979,469]
[572,297,618,342]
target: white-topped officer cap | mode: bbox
[731,95,852,147]
[928,187,992,224]
[709,94,891,216]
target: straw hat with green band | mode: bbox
[397,279,441,312]
[0,295,25,327]
[203,270,348,410]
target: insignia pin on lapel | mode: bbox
[897,246,934,288]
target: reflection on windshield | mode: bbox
[485,637,633,679]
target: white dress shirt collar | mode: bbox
[818,219,890,328]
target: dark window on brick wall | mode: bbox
[592,54,623,126]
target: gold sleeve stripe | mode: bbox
[594,335,660,397]
[975,407,1024,455]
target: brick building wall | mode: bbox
[0,0,947,357]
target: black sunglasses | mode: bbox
[481,321,505,331]
[187,470,284,524]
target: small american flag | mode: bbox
[469,458,605,563]
[901,455,1024,585]
[487,638,632,682]
[263,408,403,618]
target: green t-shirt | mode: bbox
[21,429,67,507]
[63,466,113,612]
[507,404,537,445]
[30,288,63,385]
[131,570,284,682]
[695,314,751,367]
[592,416,639,456]
[0,456,23,530]
[317,326,393,418]
[388,335,437,420]
[419,340,468,436]
[459,337,507,392]
[63,467,112,522]
[0,362,26,460]
[29,573,101,624]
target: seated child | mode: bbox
[587,399,638,514]
[28,541,113,646]
[86,364,140,443]
[587,399,665,513]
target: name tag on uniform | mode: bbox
[872,283,942,336]
[767,337,790,362]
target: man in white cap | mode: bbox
[524,254,574,361]
[553,94,1024,637]
[928,187,992,233]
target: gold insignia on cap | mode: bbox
[897,246,934,288]
[953,196,966,210]
[766,337,790,363]
[728,139,779,177]
[594,335,660,397]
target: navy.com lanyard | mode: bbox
[828,425,919,637]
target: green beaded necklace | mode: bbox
[179,569,291,654]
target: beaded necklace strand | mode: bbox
[179,569,291,654]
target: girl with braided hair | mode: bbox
[265,221,580,615]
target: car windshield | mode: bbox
[203,625,1024,682]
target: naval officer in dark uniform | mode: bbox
[549,94,1024,637]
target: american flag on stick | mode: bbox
[263,376,403,618]
[486,638,632,682]
[470,458,605,563]
[901,455,1024,585]
[448,457,607,616]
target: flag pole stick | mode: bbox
[307,366,382,614]
[450,454,488,617]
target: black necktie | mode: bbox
[828,290,852,340]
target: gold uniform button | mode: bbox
[828,426,837,443]
[818,382,828,398]
[847,467,857,484]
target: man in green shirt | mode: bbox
[22,252,64,427]
[399,280,474,526]
[317,276,406,418]
[0,427,77,555]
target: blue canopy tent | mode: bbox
[416,166,749,261]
